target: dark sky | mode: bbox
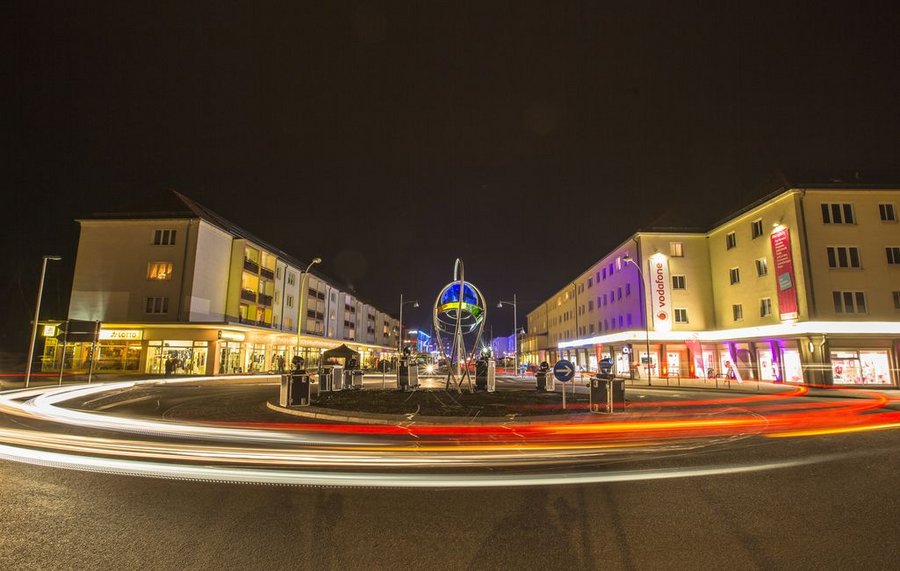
[3,1,900,350]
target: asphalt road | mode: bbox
[2,380,900,570]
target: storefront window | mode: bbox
[757,348,778,381]
[147,340,207,375]
[832,350,892,385]
[666,352,680,376]
[638,350,658,377]
[95,341,141,371]
[781,348,803,383]
[219,341,243,374]
[245,343,267,373]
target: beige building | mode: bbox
[533,183,900,387]
[44,191,399,375]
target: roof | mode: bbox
[86,189,390,313]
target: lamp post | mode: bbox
[497,294,518,376]
[295,257,322,360]
[623,255,652,386]
[398,294,419,353]
[25,255,62,388]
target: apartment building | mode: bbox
[530,183,900,387]
[43,191,399,375]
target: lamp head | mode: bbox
[312,257,322,265]
[497,302,503,308]
[623,255,633,263]
[413,301,419,308]
[45,255,62,261]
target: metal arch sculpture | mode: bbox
[433,259,487,392]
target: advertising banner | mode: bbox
[648,256,672,331]
[770,227,799,320]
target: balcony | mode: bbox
[240,289,257,303]
[243,258,260,273]
[257,293,273,307]
[260,266,275,280]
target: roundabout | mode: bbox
[2,375,900,488]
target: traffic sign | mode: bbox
[553,359,575,382]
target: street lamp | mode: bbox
[623,255,652,386]
[25,255,62,388]
[295,257,322,357]
[398,294,419,353]
[497,294,518,376]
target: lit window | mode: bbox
[672,275,686,289]
[732,304,743,321]
[674,308,688,323]
[726,232,736,250]
[879,203,897,222]
[827,246,861,268]
[760,298,772,317]
[755,258,768,277]
[729,267,740,285]
[147,262,173,280]
[669,242,684,257]
[751,219,763,239]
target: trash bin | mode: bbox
[590,376,625,413]
[475,359,488,391]
[280,372,312,407]
[536,371,547,391]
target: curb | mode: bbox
[265,400,630,426]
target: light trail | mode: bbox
[0,376,898,487]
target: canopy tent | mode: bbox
[322,344,360,362]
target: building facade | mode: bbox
[42,192,399,375]
[528,185,900,387]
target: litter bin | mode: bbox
[590,376,625,413]
[475,359,488,391]
[280,372,311,407]
[397,360,409,390]
[536,371,547,391]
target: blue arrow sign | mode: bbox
[553,359,576,382]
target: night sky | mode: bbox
[3,1,900,351]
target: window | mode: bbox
[147,262,173,280]
[755,258,768,277]
[886,247,900,265]
[827,246,861,269]
[596,271,601,282]
[589,324,595,334]
[618,316,623,327]
[833,291,867,314]
[674,308,688,323]
[286,295,294,308]
[588,277,593,288]
[729,267,740,285]
[616,257,622,270]
[145,297,169,314]
[672,275,686,289]
[879,203,896,222]
[751,219,763,239]
[732,304,743,321]
[626,313,632,326]
[726,232,737,249]
[609,262,614,275]
[276,267,282,279]
[617,287,622,300]
[153,229,177,246]
[821,203,855,224]
[760,298,772,317]
[602,268,607,279]
[587,300,594,311]
[625,283,631,296]
[894,291,900,310]
[670,242,684,257]
[287,272,296,286]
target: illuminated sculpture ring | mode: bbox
[433,259,487,391]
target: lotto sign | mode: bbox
[770,227,799,320]
[98,329,142,341]
[648,256,672,331]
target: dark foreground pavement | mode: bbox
[3,426,900,571]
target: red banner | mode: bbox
[770,227,799,320]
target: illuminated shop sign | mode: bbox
[649,255,672,331]
[42,325,57,337]
[99,329,143,341]
[218,331,246,342]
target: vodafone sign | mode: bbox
[648,256,672,331]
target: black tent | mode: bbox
[321,344,360,361]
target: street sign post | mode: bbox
[553,359,575,409]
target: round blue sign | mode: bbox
[553,359,576,382]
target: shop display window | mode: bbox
[832,350,892,385]
[781,349,803,383]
